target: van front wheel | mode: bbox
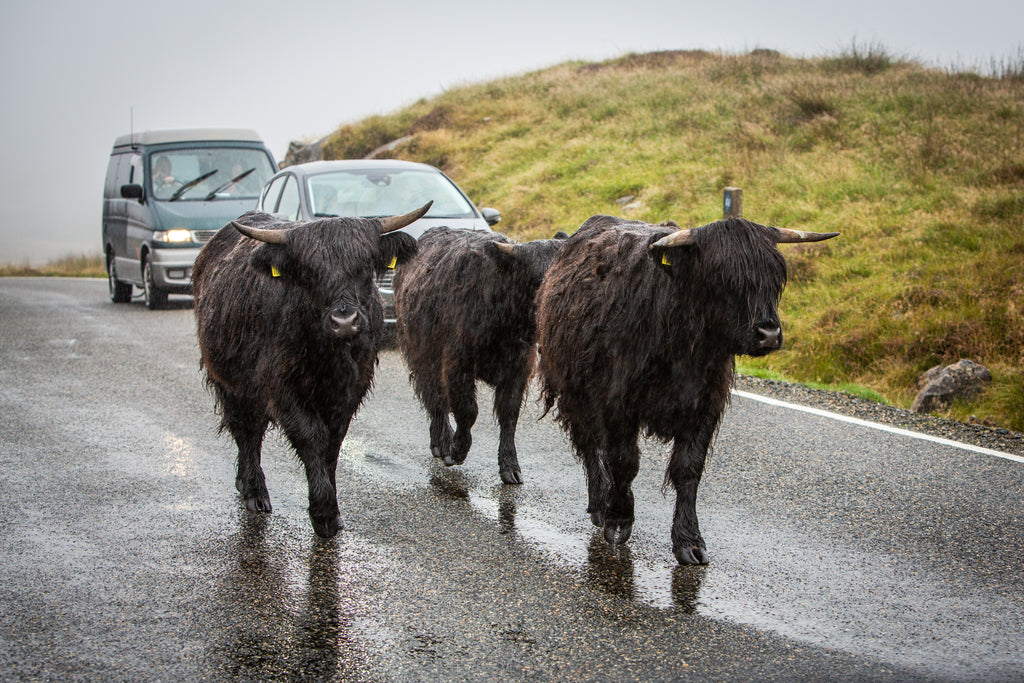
[143,257,168,310]
[107,254,132,304]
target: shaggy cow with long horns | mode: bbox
[535,214,837,564]
[193,203,428,537]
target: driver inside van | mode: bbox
[152,156,179,195]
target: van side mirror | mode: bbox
[481,207,501,226]
[120,184,144,200]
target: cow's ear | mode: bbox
[250,243,291,279]
[649,244,684,276]
[649,226,693,275]
[484,240,516,264]
[378,232,418,271]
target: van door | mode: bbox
[122,153,148,283]
[104,153,130,276]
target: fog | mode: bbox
[1,0,1019,264]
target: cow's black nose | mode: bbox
[756,325,782,350]
[328,306,362,339]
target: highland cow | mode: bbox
[394,227,568,484]
[535,215,837,564]
[192,204,428,537]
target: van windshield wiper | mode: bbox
[169,169,218,201]
[203,168,256,200]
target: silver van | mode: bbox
[102,128,278,308]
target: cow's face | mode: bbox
[234,206,424,341]
[650,218,837,358]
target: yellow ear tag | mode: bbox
[661,252,672,266]
[388,256,397,269]
[271,265,281,277]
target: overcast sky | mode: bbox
[1,0,1020,264]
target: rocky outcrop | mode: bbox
[911,359,992,413]
[283,138,324,167]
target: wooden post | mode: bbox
[723,187,743,219]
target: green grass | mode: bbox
[308,43,1024,430]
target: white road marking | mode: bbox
[732,389,1024,465]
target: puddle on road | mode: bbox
[338,438,1024,679]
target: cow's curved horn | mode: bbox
[651,228,697,249]
[232,221,288,245]
[774,227,840,244]
[379,201,433,234]
[495,241,516,256]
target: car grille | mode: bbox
[376,269,395,292]
[193,230,219,243]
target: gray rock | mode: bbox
[911,359,992,413]
[283,138,324,167]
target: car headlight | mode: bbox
[155,229,193,243]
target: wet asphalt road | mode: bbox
[1,278,1023,682]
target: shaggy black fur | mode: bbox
[394,227,567,484]
[535,215,790,564]
[193,211,417,537]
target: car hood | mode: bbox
[394,216,493,240]
[152,198,259,232]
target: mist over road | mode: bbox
[2,278,1021,681]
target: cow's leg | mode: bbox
[279,405,344,539]
[217,388,272,513]
[302,435,344,539]
[492,363,530,485]
[566,417,608,527]
[413,371,453,461]
[444,365,477,467]
[601,421,640,546]
[666,418,717,565]
[428,407,454,461]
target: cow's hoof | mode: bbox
[674,545,709,565]
[500,468,523,485]
[589,511,604,527]
[430,445,446,459]
[245,496,272,513]
[310,515,344,539]
[603,520,633,545]
[443,451,469,467]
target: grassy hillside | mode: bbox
[313,46,1024,430]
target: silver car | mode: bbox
[256,159,500,322]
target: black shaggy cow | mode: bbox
[535,215,837,564]
[394,227,568,484]
[192,204,427,537]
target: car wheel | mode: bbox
[142,256,168,310]
[107,253,132,303]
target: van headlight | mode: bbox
[155,229,193,243]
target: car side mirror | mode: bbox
[481,207,501,226]
[120,184,144,200]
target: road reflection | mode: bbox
[585,534,636,600]
[671,565,705,614]
[496,486,517,535]
[428,466,471,501]
[205,510,367,680]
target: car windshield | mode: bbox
[306,169,477,219]
[150,147,275,201]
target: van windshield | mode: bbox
[150,147,275,201]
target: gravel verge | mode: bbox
[734,375,1024,458]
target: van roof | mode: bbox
[113,128,265,149]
